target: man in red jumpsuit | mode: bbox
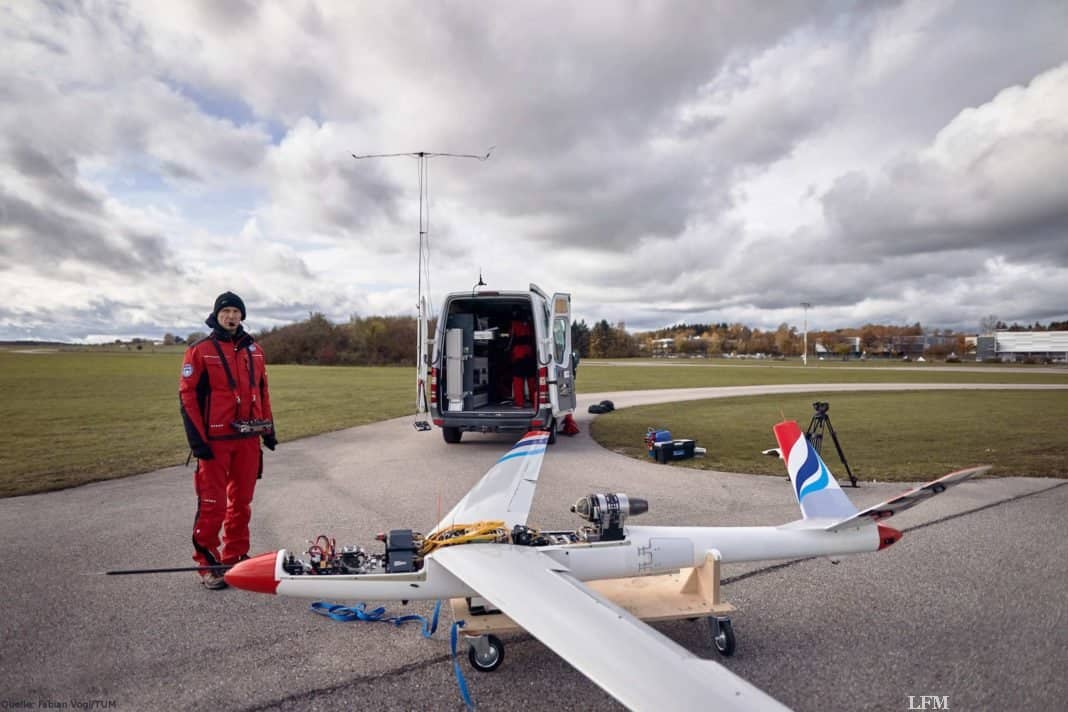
[179,291,276,589]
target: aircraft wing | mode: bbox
[826,465,990,532]
[432,544,789,712]
[432,431,549,533]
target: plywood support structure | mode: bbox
[451,551,733,636]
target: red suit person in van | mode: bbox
[179,292,276,589]
[509,310,537,409]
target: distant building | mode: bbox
[977,331,1068,362]
[650,335,704,357]
[864,333,957,359]
[975,335,995,361]
[881,334,926,358]
[815,337,862,358]
[651,338,674,357]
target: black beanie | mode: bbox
[213,291,246,320]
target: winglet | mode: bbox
[773,420,857,520]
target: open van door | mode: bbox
[550,292,577,412]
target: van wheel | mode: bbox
[546,419,557,445]
[442,427,462,444]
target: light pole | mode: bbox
[800,302,811,365]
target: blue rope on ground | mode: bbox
[310,599,442,638]
[450,620,475,710]
[311,600,473,707]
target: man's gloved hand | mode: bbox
[262,433,277,451]
[193,444,214,460]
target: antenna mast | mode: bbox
[352,148,493,430]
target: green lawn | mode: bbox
[1,351,1065,496]
[589,390,1068,481]
[0,351,411,497]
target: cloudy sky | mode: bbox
[2,0,1067,343]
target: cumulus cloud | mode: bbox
[0,145,177,276]
[822,64,1068,260]
[260,119,403,243]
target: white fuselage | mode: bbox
[271,523,878,601]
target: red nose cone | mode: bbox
[877,524,903,550]
[225,551,280,594]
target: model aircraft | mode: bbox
[225,421,988,711]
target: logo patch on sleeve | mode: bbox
[182,364,194,377]
[249,344,257,353]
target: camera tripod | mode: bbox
[806,402,858,487]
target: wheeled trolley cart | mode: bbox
[451,551,737,672]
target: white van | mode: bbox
[428,284,576,444]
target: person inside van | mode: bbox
[507,308,537,408]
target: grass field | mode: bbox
[589,391,1068,481]
[0,350,411,497]
[1,350,1066,496]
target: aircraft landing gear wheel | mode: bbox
[468,634,505,672]
[709,616,736,657]
[442,426,462,444]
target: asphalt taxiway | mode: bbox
[1,383,1064,711]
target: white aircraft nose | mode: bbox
[225,551,279,594]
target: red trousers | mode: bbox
[192,438,260,569]
[512,376,537,408]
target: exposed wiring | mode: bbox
[315,535,336,559]
[420,520,509,556]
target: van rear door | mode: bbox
[550,292,576,412]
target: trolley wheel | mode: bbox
[710,617,736,657]
[468,634,505,672]
[442,427,462,444]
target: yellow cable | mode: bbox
[421,520,507,555]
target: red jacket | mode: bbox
[179,330,273,448]
[510,320,534,361]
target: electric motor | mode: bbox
[339,546,368,573]
[570,493,648,541]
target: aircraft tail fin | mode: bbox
[773,420,858,521]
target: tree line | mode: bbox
[255,313,418,365]
[156,314,1066,365]
[576,317,1068,360]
